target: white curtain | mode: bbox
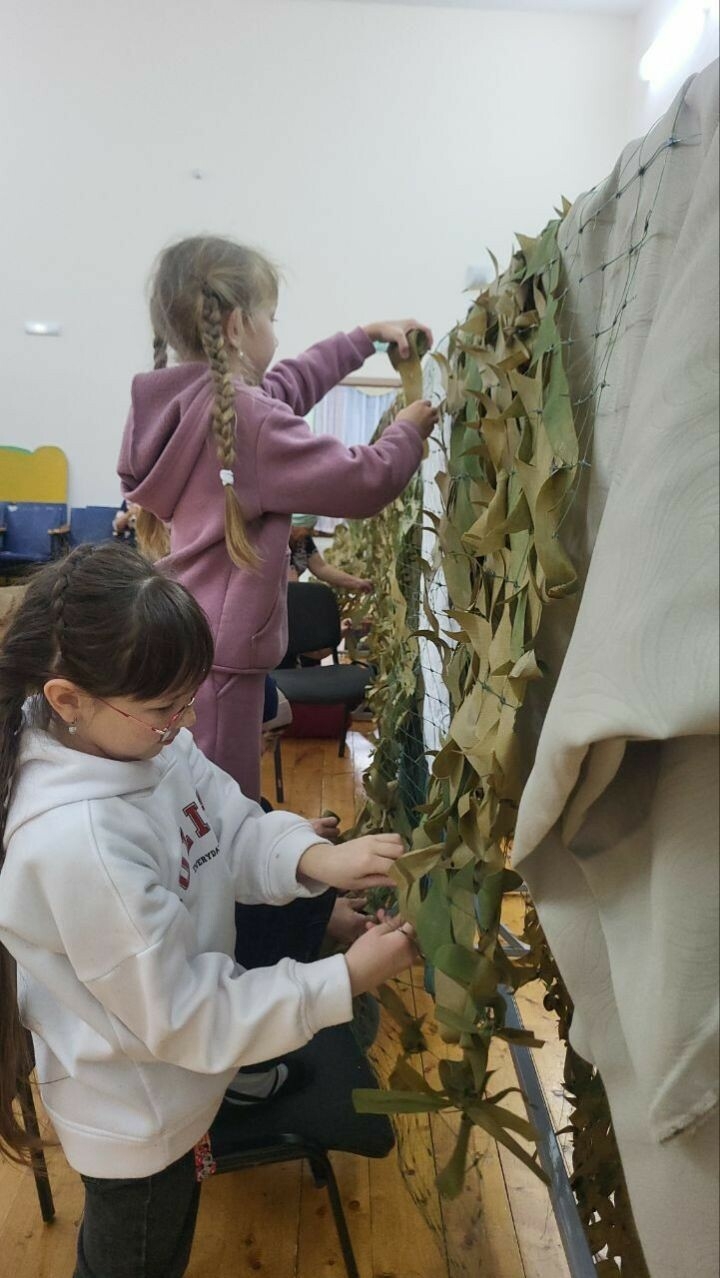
[310,384,397,532]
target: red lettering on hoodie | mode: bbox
[183,802,210,839]
[178,828,193,890]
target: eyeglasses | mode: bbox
[94,695,197,743]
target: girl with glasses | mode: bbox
[0,544,417,1278]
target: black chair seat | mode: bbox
[273,663,370,708]
[23,1024,392,1277]
[209,1024,393,1161]
[273,583,374,756]
[209,1024,393,1278]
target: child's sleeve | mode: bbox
[0,808,351,1075]
[182,731,329,905]
[261,328,374,417]
[255,399,424,519]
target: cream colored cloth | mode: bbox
[512,62,719,1278]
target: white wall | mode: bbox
[632,1,719,134]
[1,0,635,506]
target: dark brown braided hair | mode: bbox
[145,235,280,570]
[0,543,214,1164]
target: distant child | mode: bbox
[113,501,170,560]
[111,498,139,543]
[118,235,438,802]
[0,544,417,1278]
[288,514,372,593]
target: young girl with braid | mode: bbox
[118,235,438,803]
[0,544,418,1278]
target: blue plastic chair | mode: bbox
[69,505,117,547]
[0,502,68,574]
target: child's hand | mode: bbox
[363,319,433,358]
[325,894,369,946]
[397,399,440,440]
[310,814,340,843]
[297,833,405,891]
[344,916,419,996]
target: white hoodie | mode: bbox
[0,726,352,1177]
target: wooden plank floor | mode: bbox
[1,726,572,1278]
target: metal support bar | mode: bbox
[273,736,284,803]
[499,923,596,1278]
[214,1137,360,1278]
[311,1151,360,1278]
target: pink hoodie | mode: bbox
[118,328,423,673]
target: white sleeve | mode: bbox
[0,805,352,1075]
[86,909,352,1073]
[180,729,329,904]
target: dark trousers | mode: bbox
[74,1150,200,1278]
[234,890,337,969]
[235,798,336,969]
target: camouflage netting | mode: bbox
[328,204,652,1272]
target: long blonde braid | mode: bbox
[131,337,171,561]
[153,335,168,370]
[135,509,170,562]
[147,236,279,572]
[198,286,259,571]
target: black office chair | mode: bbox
[23,1024,393,1278]
[209,1023,393,1278]
[273,583,372,758]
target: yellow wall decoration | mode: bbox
[0,446,68,503]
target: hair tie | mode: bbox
[219,469,234,487]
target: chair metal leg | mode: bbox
[273,736,284,803]
[338,712,349,758]
[16,1074,55,1223]
[308,1152,359,1278]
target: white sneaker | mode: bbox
[223,1059,306,1106]
[264,689,293,732]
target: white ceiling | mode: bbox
[320,1,641,13]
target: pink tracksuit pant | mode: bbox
[193,671,266,802]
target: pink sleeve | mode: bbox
[255,401,424,520]
[117,410,136,495]
[261,327,374,416]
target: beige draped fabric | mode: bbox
[512,63,719,1278]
